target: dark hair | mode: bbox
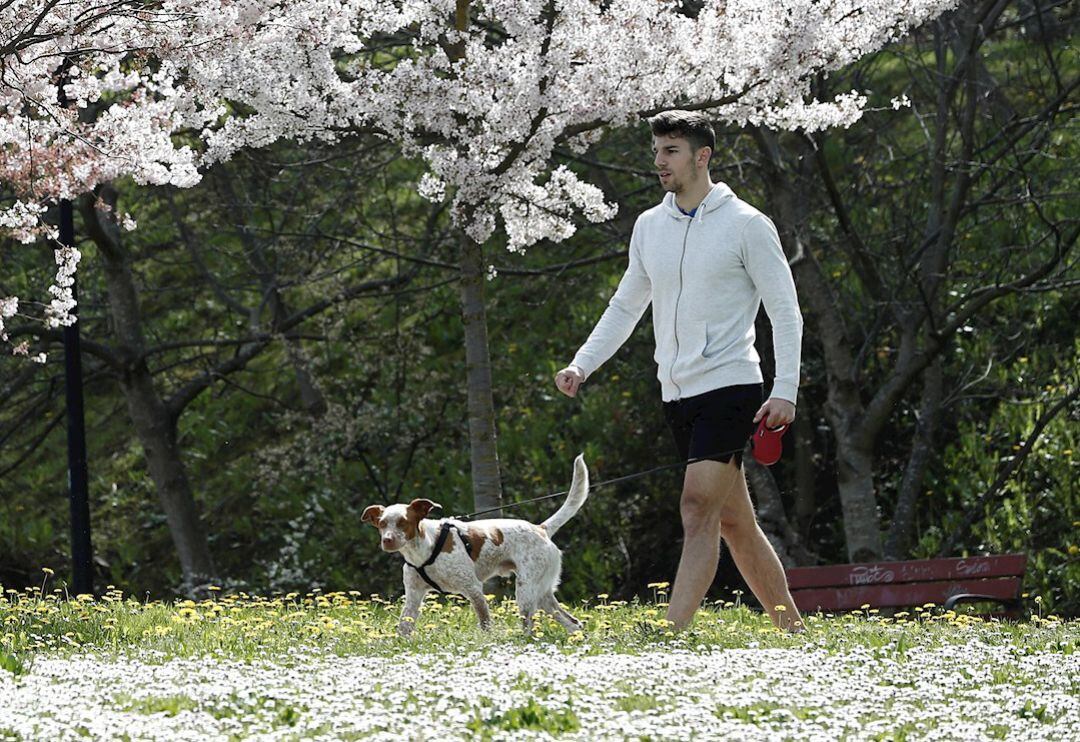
[648,110,716,158]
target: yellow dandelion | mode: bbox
[41,567,54,576]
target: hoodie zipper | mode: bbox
[670,215,693,399]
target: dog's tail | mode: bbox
[540,454,589,538]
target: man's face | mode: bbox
[652,133,707,194]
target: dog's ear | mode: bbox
[406,499,440,520]
[361,505,384,526]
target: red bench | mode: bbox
[785,554,1028,617]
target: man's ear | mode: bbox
[407,499,440,520]
[361,505,384,526]
[697,146,712,170]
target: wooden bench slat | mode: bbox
[785,554,1027,590]
[791,577,1022,612]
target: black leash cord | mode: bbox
[457,444,749,521]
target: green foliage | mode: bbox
[467,698,581,737]
[114,694,199,717]
[0,651,26,676]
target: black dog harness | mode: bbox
[403,521,473,594]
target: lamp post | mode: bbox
[60,199,93,597]
[57,61,93,597]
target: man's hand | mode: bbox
[754,397,796,429]
[554,366,585,398]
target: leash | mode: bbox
[456,444,750,521]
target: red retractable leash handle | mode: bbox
[751,417,788,466]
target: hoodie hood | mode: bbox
[661,181,736,222]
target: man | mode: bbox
[555,110,804,632]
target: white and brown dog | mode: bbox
[362,454,589,636]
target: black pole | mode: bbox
[60,198,93,596]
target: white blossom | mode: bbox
[0,639,1076,739]
[0,0,959,347]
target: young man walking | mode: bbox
[555,110,804,632]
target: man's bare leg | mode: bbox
[719,468,804,632]
[665,458,804,632]
[665,459,739,629]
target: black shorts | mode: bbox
[662,383,763,469]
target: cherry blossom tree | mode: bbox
[4,0,959,322]
[2,0,962,576]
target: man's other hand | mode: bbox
[753,397,795,429]
[554,366,585,398]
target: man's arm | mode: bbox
[556,223,652,397]
[741,213,803,425]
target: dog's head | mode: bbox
[361,499,440,552]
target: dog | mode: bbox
[362,454,589,636]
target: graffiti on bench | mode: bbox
[848,565,894,585]
[955,559,992,576]
[847,557,995,586]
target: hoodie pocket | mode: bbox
[702,322,724,360]
[674,320,711,379]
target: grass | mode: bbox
[1,583,1077,740]
[1,582,1076,668]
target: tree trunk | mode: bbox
[81,188,217,595]
[792,409,816,541]
[263,285,327,418]
[885,360,945,558]
[457,234,503,516]
[207,173,328,419]
[283,338,327,417]
[834,435,883,562]
[753,126,885,563]
[745,453,816,567]
[119,368,218,594]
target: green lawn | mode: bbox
[1,586,1077,740]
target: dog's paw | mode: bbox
[397,620,416,638]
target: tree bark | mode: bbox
[833,435,883,562]
[745,454,816,567]
[205,173,328,419]
[752,126,885,562]
[792,408,816,540]
[439,0,503,517]
[885,360,944,558]
[457,233,503,516]
[80,187,217,595]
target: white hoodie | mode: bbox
[571,182,803,404]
